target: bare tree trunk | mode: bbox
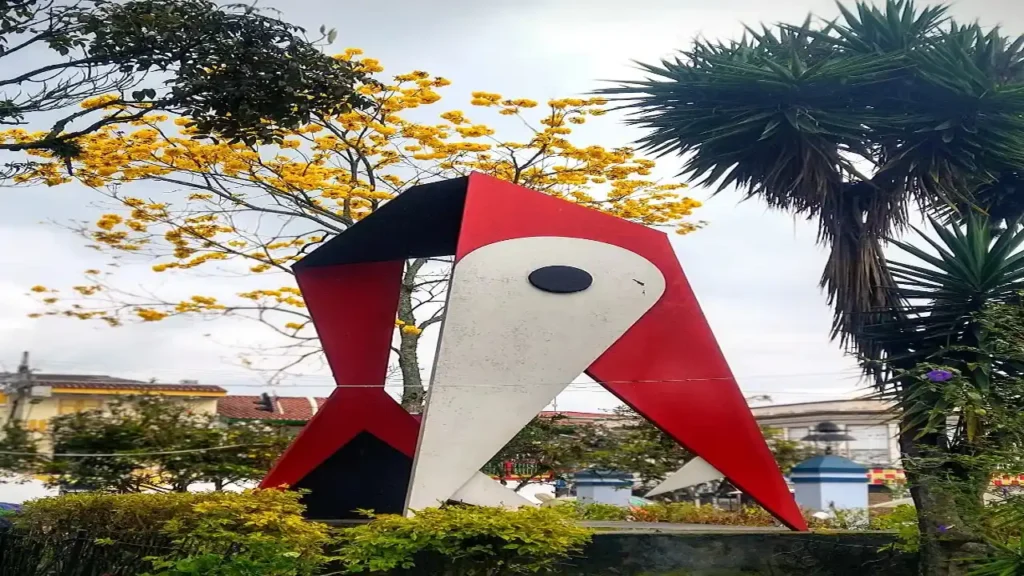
[900,427,988,576]
[398,260,426,412]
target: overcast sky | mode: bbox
[2,0,1020,412]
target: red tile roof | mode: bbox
[217,395,326,421]
[216,395,610,423]
[12,374,226,394]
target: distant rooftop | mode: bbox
[751,398,895,419]
[0,373,226,396]
[218,395,327,422]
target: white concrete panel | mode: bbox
[646,457,724,497]
[450,472,535,509]
[406,237,666,513]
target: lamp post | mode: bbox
[801,421,856,456]
[791,422,869,513]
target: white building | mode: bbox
[752,398,900,468]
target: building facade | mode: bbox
[751,399,900,467]
[0,374,226,441]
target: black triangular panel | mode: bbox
[292,177,468,270]
[293,431,412,520]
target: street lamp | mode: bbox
[801,421,856,455]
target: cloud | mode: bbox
[10,0,1018,411]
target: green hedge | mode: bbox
[17,491,212,536]
[334,506,593,575]
[16,490,332,576]
[15,492,595,575]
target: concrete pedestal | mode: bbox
[575,470,633,507]
[790,455,868,511]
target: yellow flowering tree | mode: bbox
[16,49,702,410]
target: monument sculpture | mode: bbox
[260,172,807,531]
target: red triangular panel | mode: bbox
[455,173,806,531]
[261,261,411,488]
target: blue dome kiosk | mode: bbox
[790,455,869,511]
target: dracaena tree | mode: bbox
[604,2,1024,574]
[603,1,1024,356]
[856,216,1024,574]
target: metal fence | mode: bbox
[0,528,183,576]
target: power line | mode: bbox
[25,358,864,382]
[11,377,873,396]
[15,370,867,387]
[0,443,265,458]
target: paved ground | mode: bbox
[580,521,788,533]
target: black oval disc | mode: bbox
[528,265,592,294]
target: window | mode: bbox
[25,419,47,432]
[847,425,894,466]
[787,427,808,442]
[58,398,102,415]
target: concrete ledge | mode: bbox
[561,532,914,575]
[580,521,789,534]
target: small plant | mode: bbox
[632,502,778,526]
[966,495,1024,575]
[560,501,631,521]
[967,536,1024,576]
[869,504,919,553]
[334,505,593,575]
[567,500,817,527]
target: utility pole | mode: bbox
[7,351,33,424]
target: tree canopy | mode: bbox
[0,0,369,176]
[602,3,1024,571]
[0,395,291,493]
[17,49,703,408]
[487,407,812,495]
[602,0,1024,357]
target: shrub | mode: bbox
[561,501,631,521]
[334,505,593,575]
[967,536,1024,576]
[639,502,778,526]
[965,495,1024,575]
[16,491,213,536]
[869,504,919,552]
[567,500,881,529]
[151,489,331,575]
[16,490,332,576]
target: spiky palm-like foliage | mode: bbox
[855,216,1024,575]
[602,1,1024,358]
[862,215,1024,439]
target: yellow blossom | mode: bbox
[80,94,121,109]
[135,308,169,322]
[23,49,702,340]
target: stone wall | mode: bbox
[559,532,915,575]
